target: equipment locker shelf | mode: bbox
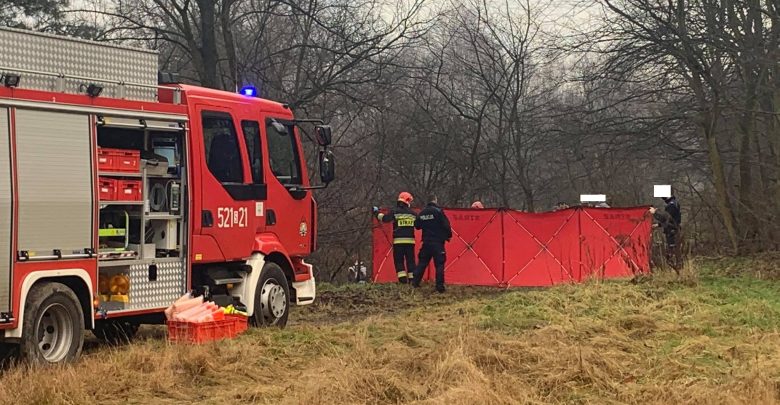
[100,171,142,178]
[100,201,144,206]
[97,127,185,265]
[99,171,179,179]
[98,257,183,268]
[97,120,186,268]
[135,213,181,220]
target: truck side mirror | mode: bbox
[319,150,335,184]
[314,125,332,147]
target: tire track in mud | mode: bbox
[291,285,506,326]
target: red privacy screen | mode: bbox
[372,207,651,287]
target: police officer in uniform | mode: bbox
[411,196,452,293]
[661,195,682,267]
[662,195,682,230]
[650,204,682,271]
[373,192,417,284]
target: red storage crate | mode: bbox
[98,177,117,200]
[97,148,115,172]
[114,149,140,172]
[97,148,140,172]
[166,314,249,344]
[228,314,248,334]
[117,179,142,201]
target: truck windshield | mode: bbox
[266,120,302,186]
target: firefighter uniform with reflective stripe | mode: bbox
[377,204,417,283]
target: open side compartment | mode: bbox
[95,116,189,313]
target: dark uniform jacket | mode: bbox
[414,202,452,244]
[664,197,682,226]
[653,210,679,234]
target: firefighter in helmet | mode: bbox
[373,192,417,284]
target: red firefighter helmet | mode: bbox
[471,201,484,209]
[398,192,414,205]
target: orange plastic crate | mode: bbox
[229,314,248,334]
[167,318,234,344]
[167,314,249,344]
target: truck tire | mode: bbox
[20,282,84,364]
[92,320,139,345]
[251,262,290,328]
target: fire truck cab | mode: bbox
[0,28,334,363]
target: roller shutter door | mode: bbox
[15,109,92,257]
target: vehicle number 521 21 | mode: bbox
[217,207,248,228]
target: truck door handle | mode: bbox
[202,210,214,227]
[266,209,276,226]
[148,264,158,281]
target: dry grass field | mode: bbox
[0,255,779,404]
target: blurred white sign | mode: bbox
[580,194,606,202]
[654,185,672,198]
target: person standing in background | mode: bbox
[661,195,682,268]
[411,196,452,293]
[650,205,682,271]
[373,192,417,284]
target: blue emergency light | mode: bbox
[240,86,258,97]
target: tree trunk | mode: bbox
[773,87,780,225]
[765,86,780,248]
[292,0,316,104]
[196,0,219,89]
[522,185,535,212]
[754,127,774,249]
[702,110,740,253]
[737,92,757,249]
[220,0,238,91]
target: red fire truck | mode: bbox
[0,28,334,363]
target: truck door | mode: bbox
[263,118,312,256]
[238,119,266,235]
[196,108,256,261]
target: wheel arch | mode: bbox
[56,277,92,330]
[5,269,94,339]
[253,233,295,287]
[264,252,295,288]
[246,233,314,309]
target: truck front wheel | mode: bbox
[20,282,84,364]
[251,263,290,328]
